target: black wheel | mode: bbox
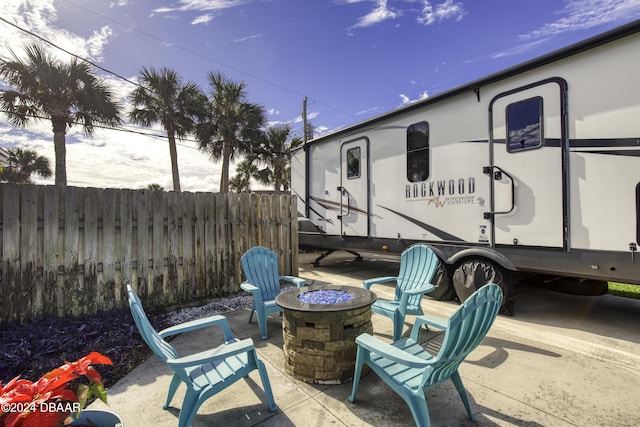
[428,261,456,301]
[452,258,515,315]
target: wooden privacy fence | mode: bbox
[0,184,298,326]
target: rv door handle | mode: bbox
[484,166,515,219]
[337,186,351,219]
[483,166,504,180]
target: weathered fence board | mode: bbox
[43,187,60,316]
[0,184,298,326]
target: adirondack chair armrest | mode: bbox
[397,284,435,314]
[281,276,306,288]
[403,284,435,296]
[167,338,255,369]
[410,314,448,340]
[240,281,259,293]
[159,315,234,342]
[355,333,429,368]
[363,276,397,290]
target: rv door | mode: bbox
[489,79,568,248]
[339,138,369,237]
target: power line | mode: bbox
[0,16,145,92]
[0,12,327,145]
[0,11,358,134]
[0,109,202,150]
[0,14,352,132]
[57,0,359,120]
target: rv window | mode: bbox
[407,121,429,182]
[346,147,361,179]
[506,97,543,152]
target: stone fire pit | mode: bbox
[275,284,376,384]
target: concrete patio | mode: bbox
[90,251,640,426]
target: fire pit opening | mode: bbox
[297,289,355,304]
[275,284,376,384]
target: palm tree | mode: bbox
[146,183,163,191]
[129,67,204,192]
[230,158,260,192]
[0,43,121,186]
[0,147,52,184]
[253,124,303,191]
[195,71,265,193]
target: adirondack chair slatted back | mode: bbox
[397,245,439,308]
[128,288,179,362]
[241,246,281,301]
[429,284,502,385]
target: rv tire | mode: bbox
[452,258,515,315]
[428,261,456,301]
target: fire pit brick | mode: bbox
[276,285,377,384]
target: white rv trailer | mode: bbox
[291,20,640,302]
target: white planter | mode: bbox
[67,409,123,427]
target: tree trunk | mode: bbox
[274,161,285,191]
[167,132,181,192]
[220,138,232,193]
[52,118,67,187]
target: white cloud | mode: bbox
[0,0,114,63]
[312,125,331,137]
[349,0,398,30]
[0,1,237,192]
[519,0,640,39]
[489,37,551,59]
[355,106,380,116]
[234,33,263,43]
[192,14,214,25]
[399,90,429,105]
[486,0,640,59]
[0,1,54,58]
[417,0,467,25]
[86,26,114,61]
[293,111,319,124]
[0,74,226,192]
[152,0,254,15]
[341,0,466,31]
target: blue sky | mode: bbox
[1,0,640,191]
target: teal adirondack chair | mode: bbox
[363,244,438,341]
[127,285,278,427]
[349,283,503,427]
[240,246,306,339]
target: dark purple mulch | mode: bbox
[0,308,170,387]
[0,294,253,388]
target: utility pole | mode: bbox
[302,96,310,218]
[302,96,308,143]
